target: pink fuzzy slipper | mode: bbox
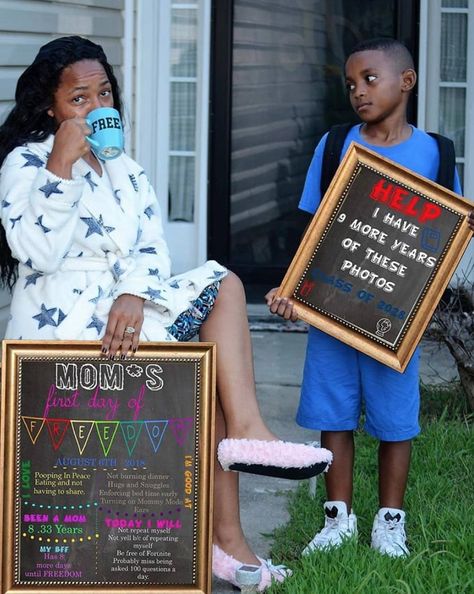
[217,438,333,479]
[212,544,291,591]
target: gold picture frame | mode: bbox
[279,142,473,372]
[0,340,216,594]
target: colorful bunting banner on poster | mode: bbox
[21,416,193,456]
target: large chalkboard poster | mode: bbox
[279,143,473,371]
[0,341,216,594]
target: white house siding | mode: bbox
[0,0,125,338]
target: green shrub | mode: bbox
[420,381,470,420]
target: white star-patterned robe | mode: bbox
[0,136,227,341]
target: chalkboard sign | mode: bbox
[0,340,216,594]
[279,142,473,371]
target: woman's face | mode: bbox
[47,59,114,124]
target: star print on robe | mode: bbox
[139,247,157,254]
[1,199,11,208]
[10,215,22,228]
[32,304,57,329]
[25,258,33,268]
[129,174,138,192]
[57,309,67,325]
[89,286,105,304]
[39,180,64,198]
[148,268,160,277]
[143,287,167,301]
[84,171,98,191]
[98,215,115,233]
[87,314,105,335]
[113,189,121,205]
[208,270,226,280]
[80,215,115,238]
[35,215,51,234]
[21,152,45,168]
[24,272,43,288]
[144,206,154,219]
[112,261,125,279]
[169,280,180,289]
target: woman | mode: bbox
[0,36,331,590]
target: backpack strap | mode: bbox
[320,126,456,194]
[428,132,456,191]
[320,123,354,197]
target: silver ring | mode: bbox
[124,326,136,335]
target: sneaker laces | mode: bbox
[379,517,406,548]
[385,517,401,530]
[313,516,341,545]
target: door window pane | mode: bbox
[439,87,466,157]
[441,13,467,81]
[169,156,195,222]
[442,0,467,7]
[170,82,196,151]
[171,8,197,77]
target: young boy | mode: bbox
[266,37,466,558]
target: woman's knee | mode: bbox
[219,270,245,301]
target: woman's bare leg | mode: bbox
[213,399,259,564]
[203,272,317,568]
[200,271,276,441]
[202,272,277,563]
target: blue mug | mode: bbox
[86,107,124,160]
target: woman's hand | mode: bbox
[46,117,92,179]
[265,287,298,322]
[102,294,145,358]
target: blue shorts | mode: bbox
[167,281,221,341]
[296,328,420,441]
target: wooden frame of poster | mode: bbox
[278,142,473,372]
[0,340,216,594]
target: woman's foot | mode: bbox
[217,438,333,479]
[212,544,291,591]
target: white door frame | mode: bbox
[419,0,473,280]
[132,0,211,274]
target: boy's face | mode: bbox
[344,49,414,124]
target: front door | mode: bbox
[209,0,419,299]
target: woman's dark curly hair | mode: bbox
[0,35,123,289]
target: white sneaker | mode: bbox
[371,508,409,557]
[302,501,357,555]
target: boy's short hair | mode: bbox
[347,37,415,71]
